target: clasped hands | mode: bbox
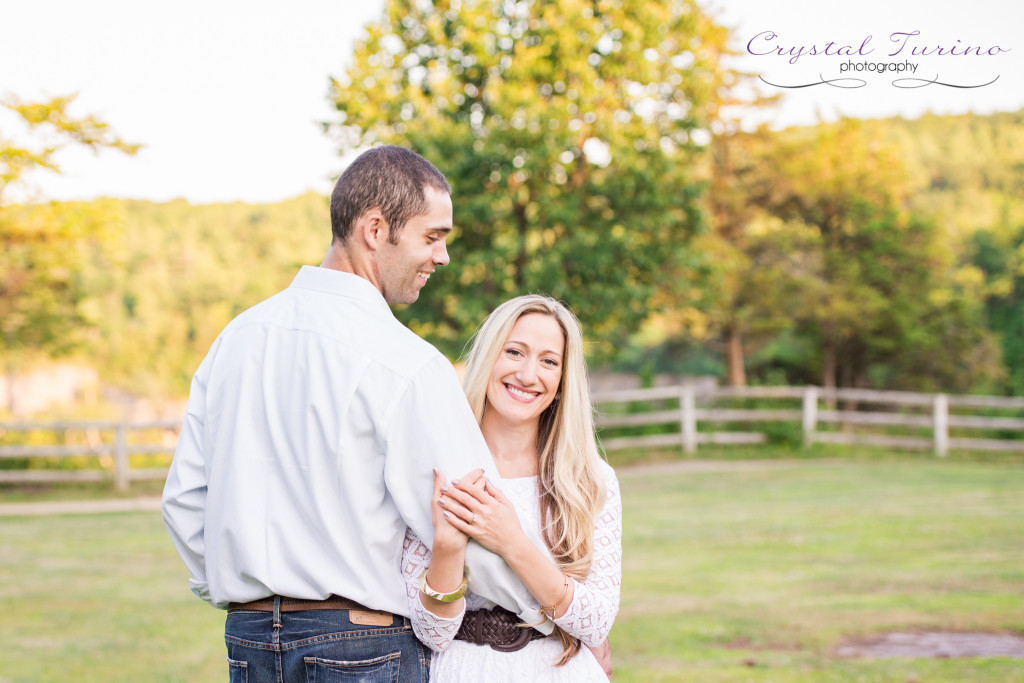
[431,468,523,556]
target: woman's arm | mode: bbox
[423,469,470,613]
[400,470,471,652]
[402,529,464,652]
[441,462,622,645]
[441,475,574,619]
[549,464,622,646]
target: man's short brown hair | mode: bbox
[330,145,451,245]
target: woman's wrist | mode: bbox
[496,528,535,564]
[420,567,469,603]
[432,532,468,555]
[425,539,467,594]
[540,575,572,619]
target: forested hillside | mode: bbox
[4,109,1024,406]
[869,109,1024,235]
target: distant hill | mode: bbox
[862,108,1024,238]
[7,108,1024,406]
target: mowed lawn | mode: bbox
[2,457,1023,682]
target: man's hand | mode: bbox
[588,638,613,679]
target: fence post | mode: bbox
[933,393,949,457]
[680,385,697,455]
[114,423,129,492]
[802,386,818,447]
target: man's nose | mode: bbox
[433,240,450,267]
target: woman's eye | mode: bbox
[505,348,522,357]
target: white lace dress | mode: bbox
[401,461,622,682]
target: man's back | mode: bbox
[164,265,472,613]
[161,145,542,683]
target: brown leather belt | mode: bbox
[455,606,547,652]
[228,595,383,615]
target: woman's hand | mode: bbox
[431,468,469,553]
[438,473,526,557]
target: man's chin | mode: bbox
[386,292,420,306]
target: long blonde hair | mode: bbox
[462,295,606,664]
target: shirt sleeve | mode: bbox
[383,355,547,628]
[401,527,465,652]
[161,345,217,604]
[551,463,622,647]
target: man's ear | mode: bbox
[357,210,387,251]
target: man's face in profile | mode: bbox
[376,187,453,305]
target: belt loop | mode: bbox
[273,595,282,630]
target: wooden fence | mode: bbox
[0,420,180,491]
[3,386,1023,490]
[593,385,1024,456]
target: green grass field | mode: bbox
[2,456,1023,682]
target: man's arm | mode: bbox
[383,355,549,628]
[161,351,215,604]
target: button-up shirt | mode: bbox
[162,265,540,623]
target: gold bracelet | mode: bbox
[419,567,468,603]
[541,576,571,618]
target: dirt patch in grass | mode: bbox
[835,631,1024,659]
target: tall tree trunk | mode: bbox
[513,200,528,290]
[839,342,858,413]
[822,330,837,409]
[725,324,746,387]
[4,360,14,415]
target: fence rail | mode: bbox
[592,385,1024,456]
[3,385,1024,490]
[0,420,180,490]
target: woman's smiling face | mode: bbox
[485,312,565,427]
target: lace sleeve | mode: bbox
[551,462,622,647]
[401,528,465,652]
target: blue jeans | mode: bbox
[224,599,430,683]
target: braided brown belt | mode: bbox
[455,606,547,652]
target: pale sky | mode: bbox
[1,0,1020,204]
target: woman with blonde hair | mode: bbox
[400,294,621,681]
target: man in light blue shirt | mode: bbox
[162,146,543,683]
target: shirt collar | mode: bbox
[289,265,394,318]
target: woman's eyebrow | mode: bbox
[505,338,562,357]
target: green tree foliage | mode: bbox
[93,195,328,395]
[684,129,797,386]
[763,119,997,391]
[972,226,1024,395]
[327,0,736,358]
[6,102,1022,405]
[0,94,139,202]
[863,110,1024,239]
[0,200,124,358]
[0,95,138,404]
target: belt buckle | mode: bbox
[489,627,534,653]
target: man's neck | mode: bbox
[320,241,382,293]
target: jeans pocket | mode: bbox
[227,657,248,683]
[303,651,401,683]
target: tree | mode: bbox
[0,94,137,411]
[765,119,996,391]
[327,0,737,358]
[972,226,1024,395]
[687,128,800,386]
[1,94,138,203]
